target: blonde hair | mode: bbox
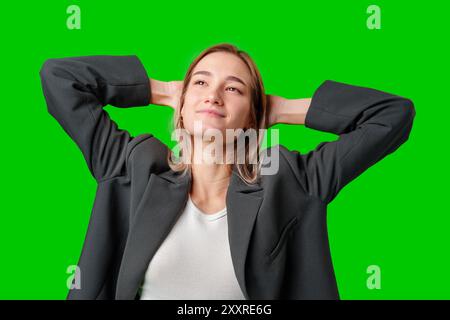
[167,43,269,185]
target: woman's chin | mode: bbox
[188,119,226,134]
[194,126,225,137]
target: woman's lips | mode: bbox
[197,109,225,118]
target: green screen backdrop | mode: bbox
[0,0,448,299]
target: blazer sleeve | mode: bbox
[39,55,151,182]
[287,80,416,204]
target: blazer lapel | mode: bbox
[226,170,264,300]
[115,166,264,300]
[115,170,191,300]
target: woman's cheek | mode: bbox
[235,105,251,128]
[184,110,196,134]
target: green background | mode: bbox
[0,0,448,299]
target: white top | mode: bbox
[139,195,246,300]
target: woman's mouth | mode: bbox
[197,109,226,118]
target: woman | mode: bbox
[39,43,415,300]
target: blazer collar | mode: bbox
[115,166,264,300]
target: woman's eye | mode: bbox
[193,80,241,94]
[226,87,241,94]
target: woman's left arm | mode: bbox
[268,80,416,204]
[267,95,311,126]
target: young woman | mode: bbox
[39,43,415,300]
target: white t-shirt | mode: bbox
[139,195,246,300]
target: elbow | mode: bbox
[391,97,416,128]
[402,98,416,124]
[392,97,416,144]
[39,59,65,117]
[39,59,58,80]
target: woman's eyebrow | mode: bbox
[192,70,247,87]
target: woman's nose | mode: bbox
[205,89,223,105]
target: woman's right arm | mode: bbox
[39,55,176,182]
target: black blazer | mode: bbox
[39,55,415,300]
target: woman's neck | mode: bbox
[190,162,231,201]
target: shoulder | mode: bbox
[260,144,308,193]
[125,133,171,174]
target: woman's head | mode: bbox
[168,43,269,185]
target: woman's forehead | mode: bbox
[193,52,251,83]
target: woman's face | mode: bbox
[181,52,253,138]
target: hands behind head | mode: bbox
[150,78,304,128]
[266,94,287,127]
[166,81,184,110]
[149,78,183,110]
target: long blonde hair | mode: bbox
[167,43,269,185]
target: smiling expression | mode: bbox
[181,51,253,137]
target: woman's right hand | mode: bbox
[149,78,183,110]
